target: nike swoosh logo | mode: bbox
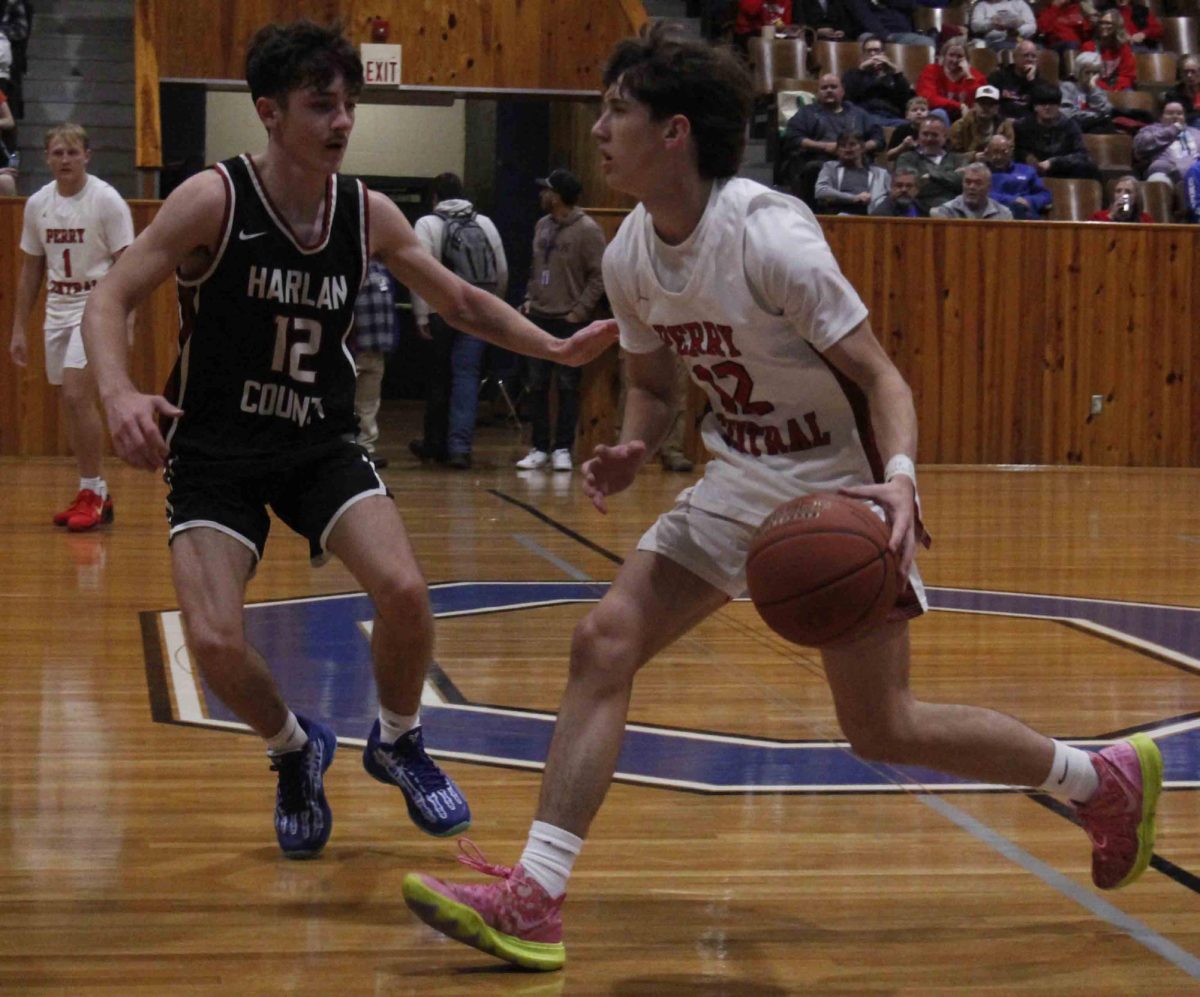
[238,229,267,241]
[1056,757,1069,784]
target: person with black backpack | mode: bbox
[409,172,508,469]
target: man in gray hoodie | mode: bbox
[409,172,508,469]
[515,169,607,472]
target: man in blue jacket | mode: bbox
[983,133,1052,219]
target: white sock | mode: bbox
[518,820,583,899]
[80,476,107,500]
[379,705,419,744]
[1040,740,1100,804]
[265,711,308,756]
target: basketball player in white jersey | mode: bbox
[10,123,135,531]
[403,25,1163,972]
[81,21,616,861]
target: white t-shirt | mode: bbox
[605,177,876,525]
[20,175,135,329]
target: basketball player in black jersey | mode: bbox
[81,20,616,859]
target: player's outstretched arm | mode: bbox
[82,170,224,471]
[581,345,677,513]
[821,319,920,578]
[368,190,616,366]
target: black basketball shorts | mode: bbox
[165,441,390,565]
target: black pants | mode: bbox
[523,316,584,453]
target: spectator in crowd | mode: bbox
[983,133,1053,217]
[1015,83,1103,179]
[351,260,399,469]
[1183,158,1200,219]
[1134,100,1200,188]
[1037,0,1096,52]
[1,0,31,140]
[1059,51,1115,133]
[815,131,891,213]
[885,94,930,162]
[409,172,509,470]
[988,39,1047,120]
[931,162,1014,217]
[783,73,883,205]
[1082,11,1136,91]
[0,88,14,195]
[896,113,967,210]
[1101,0,1161,53]
[733,0,795,54]
[869,166,930,215]
[1164,55,1200,126]
[796,0,860,39]
[1089,173,1154,220]
[969,0,1037,51]
[950,84,1015,159]
[917,38,987,122]
[842,35,916,127]
[843,0,933,47]
[514,169,606,473]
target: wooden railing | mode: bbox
[3,202,1197,467]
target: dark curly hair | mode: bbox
[602,23,753,179]
[246,20,363,104]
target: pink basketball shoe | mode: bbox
[403,840,565,971]
[1075,734,1163,890]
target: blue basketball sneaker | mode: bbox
[362,721,471,837]
[270,715,337,859]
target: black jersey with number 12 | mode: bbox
[162,154,369,466]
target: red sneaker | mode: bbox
[58,490,114,532]
[1075,734,1163,890]
[403,840,565,971]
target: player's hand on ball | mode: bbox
[838,475,917,579]
[582,440,647,514]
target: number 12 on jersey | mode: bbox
[271,316,321,384]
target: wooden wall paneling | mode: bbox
[134,0,163,169]
[549,101,638,212]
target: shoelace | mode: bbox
[390,732,451,796]
[455,837,513,879]
[271,749,310,815]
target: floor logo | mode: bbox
[142,581,1200,794]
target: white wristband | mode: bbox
[884,454,916,485]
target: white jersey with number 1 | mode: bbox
[20,175,135,329]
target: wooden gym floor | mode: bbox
[2,402,1199,995]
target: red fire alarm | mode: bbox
[371,17,390,42]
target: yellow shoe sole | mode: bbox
[402,873,566,971]
[1112,733,1163,889]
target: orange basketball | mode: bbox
[745,492,900,647]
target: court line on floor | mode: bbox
[922,794,1200,979]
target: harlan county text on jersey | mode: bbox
[246,265,349,311]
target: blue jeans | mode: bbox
[421,315,486,458]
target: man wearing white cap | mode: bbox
[949,84,1015,160]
